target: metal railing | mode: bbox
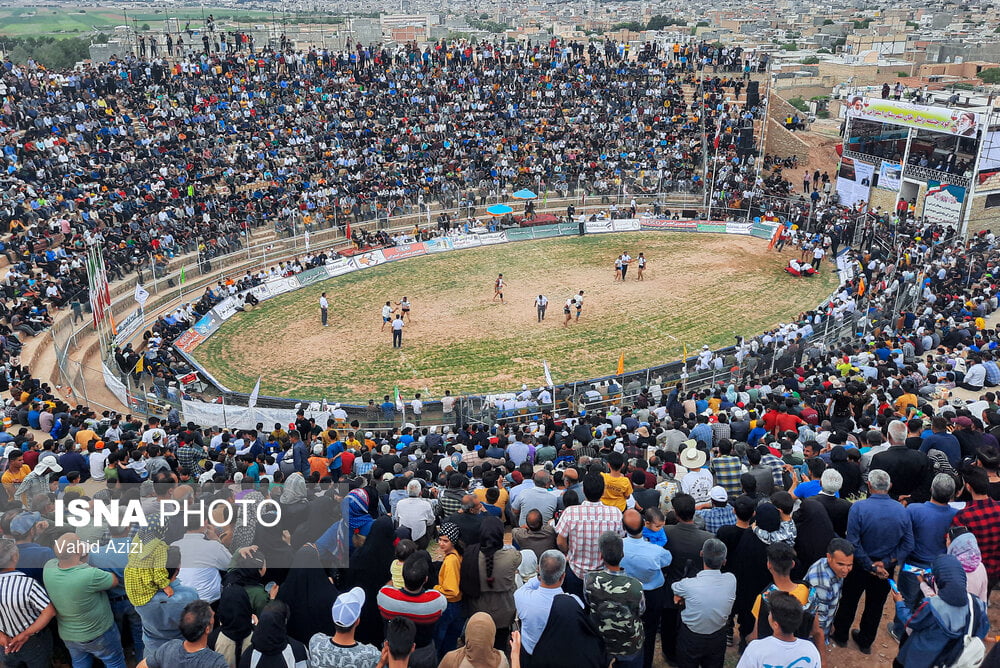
[903,163,971,188]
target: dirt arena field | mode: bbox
[192,232,839,402]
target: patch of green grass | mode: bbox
[0,6,279,37]
[193,233,838,402]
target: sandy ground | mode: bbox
[197,233,838,400]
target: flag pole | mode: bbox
[149,252,158,295]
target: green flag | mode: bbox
[179,266,186,284]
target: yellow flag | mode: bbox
[617,351,625,376]
[135,356,144,373]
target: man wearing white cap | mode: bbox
[695,486,738,535]
[309,587,381,668]
[13,455,62,506]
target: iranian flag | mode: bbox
[87,250,113,330]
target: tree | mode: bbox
[646,15,681,30]
[781,42,799,51]
[788,97,809,112]
[611,21,645,32]
[981,68,1000,84]
[1,35,95,69]
[801,55,820,64]
[823,18,834,24]
[141,23,150,31]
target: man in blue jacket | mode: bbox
[831,469,914,654]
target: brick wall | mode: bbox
[765,94,812,164]
[965,193,1000,235]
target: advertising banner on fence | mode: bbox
[245,283,272,303]
[263,276,301,298]
[192,311,224,337]
[612,219,641,232]
[102,363,130,407]
[923,181,966,224]
[725,222,753,235]
[425,237,454,253]
[845,97,980,137]
[113,307,144,347]
[479,231,508,245]
[640,219,698,231]
[353,250,385,268]
[877,161,903,191]
[174,329,206,352]
[382,242,428,262]
[503,228,535,242]
[295,267,329,288]
[533,224,564,239]
[697,222,728,233]
[451,235,482,250]
[211,297,242,322]
[585,220,615,234]
[325,257,357,278]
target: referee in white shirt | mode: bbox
[534,295,548,322]
[319,293,329,327]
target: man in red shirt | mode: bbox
[798,401,819,426]
[953,468,1000,590]
[762,405,781,434]
[774,405,805,434]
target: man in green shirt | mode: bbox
[42,532,127,668]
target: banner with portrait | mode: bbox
[836,157,875,207]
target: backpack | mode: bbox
[755,584,816,641]
[935,594,985,668]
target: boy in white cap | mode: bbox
[309,587,381,668]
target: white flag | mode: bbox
[134,283,149,306]
[304,230,311,250]
[543,360,554,388]
[248,376,262,408]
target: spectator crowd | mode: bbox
[2,28,1000,668]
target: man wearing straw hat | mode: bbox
[679,441,714,504]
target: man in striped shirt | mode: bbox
[0,537,57,667]
[377,552,446,668]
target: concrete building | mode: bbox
[926,42,1000,64]
[837,93,1000,234]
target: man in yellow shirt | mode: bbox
[1,447,30,500]
[601,451,633,511]
[75,426,99,449]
